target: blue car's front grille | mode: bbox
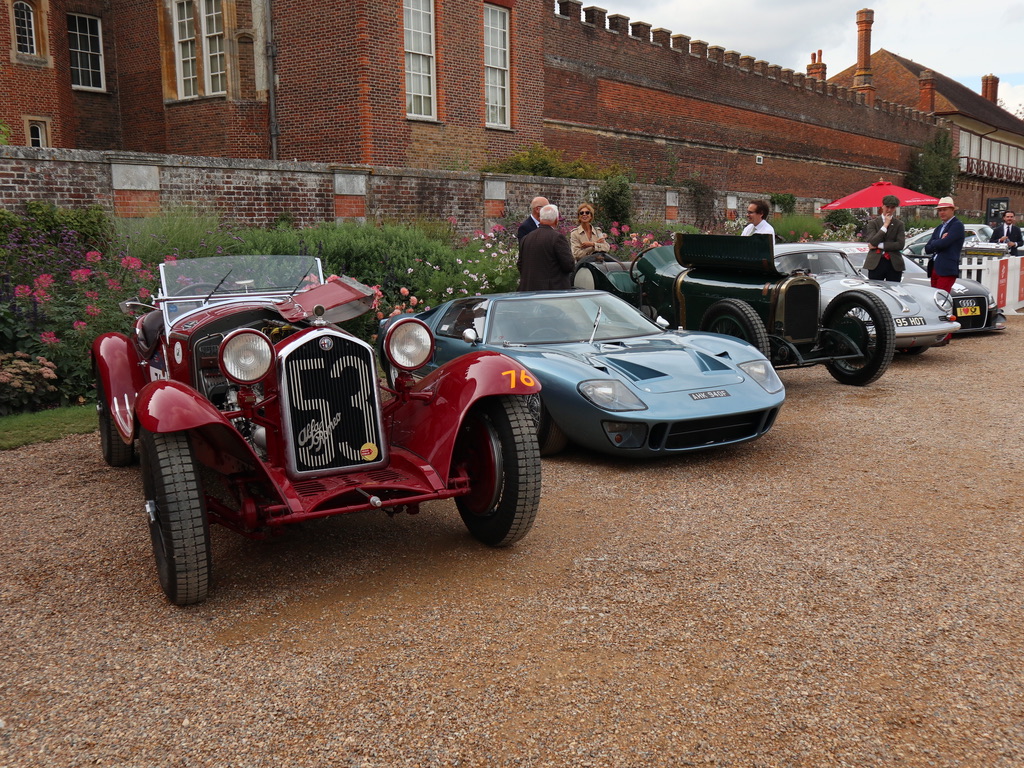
[649,408,780,450]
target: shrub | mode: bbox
[769,193,797,215]
[595,174,633,228]
[823,209,858,229]
[0,352,59,416]
[482,143,632,181]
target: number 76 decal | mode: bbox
[502,369,537,388]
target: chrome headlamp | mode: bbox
[219,329,275,384]
[383,317,434,371]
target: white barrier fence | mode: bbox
[910,254,1024,312]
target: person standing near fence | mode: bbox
[924,197,965,293]
[862,194,907,282]
[990,210,1021,256]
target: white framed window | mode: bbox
[484,4,509,128]
[202,0,226,95]
[174,0,198,98]
[171,0,225,99]
[26,118,49,147]
[67,14,105,91]
[14,0,36,55]
[404,0,435,119]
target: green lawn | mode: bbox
[0,406,97,451]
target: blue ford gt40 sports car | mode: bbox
[380,290,785,457]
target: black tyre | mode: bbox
[822,290,895,386]
[525,394,568,456]
[140,429,212,605]
[699,299,771,357]
[97,379,136,467]
[452,396,541,547]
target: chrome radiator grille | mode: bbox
[279,329,387,475]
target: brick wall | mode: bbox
[543,7,941,202]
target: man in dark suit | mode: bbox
[516,196,548,243]
[924,196,966,293]
[862,194,907,282]
[990,210,1021,255]
[517,204,573,291]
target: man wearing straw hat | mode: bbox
[923,196,965,293]
[862,194,906,282]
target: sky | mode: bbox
[597,1,1024,117]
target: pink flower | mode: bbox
[71,268,92,282]
[40,331,61,345]
[73,321,88,331]
[139,287,151,298]
[399,287,410,297]
[85,251,102,263]
[14,285,32,298]
[34,274,54,289]
[621,225,630,234]
[121,256,143,270]
[85,291,99,300]
[409,297,418,307]
[610,226,620,237]
[33,289,51,303]
[106,278,122,292]
[164,255,177,263]
[86,304,102,317]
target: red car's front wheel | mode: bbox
[452,396,541,547]
[140,429,212,605]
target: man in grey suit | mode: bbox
[862,194,906,282]
[517,204,574,291]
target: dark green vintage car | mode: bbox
[573,233,895,386]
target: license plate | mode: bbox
[690,389,730,400]
[893,316,926,327]
[957,306,981,316]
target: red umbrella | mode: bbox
[822,181,939,210]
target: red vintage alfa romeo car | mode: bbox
[93,254,541,605]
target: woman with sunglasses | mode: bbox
[569,203,613,263]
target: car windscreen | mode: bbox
[775,250,857,276]
[487,294,660,344]
[159,254,323,300]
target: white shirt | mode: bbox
[742,219,776,237]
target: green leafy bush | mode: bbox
[823,209,858,229]
[595,175,633,228]
[769,193,797,215]
[483,143,632,181]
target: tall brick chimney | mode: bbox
[981,74,1000,103]
[852,8,876,106]
[918,69,936,113]
[806,50,826,80]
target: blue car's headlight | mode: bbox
[738,360,784,394]
[579,380,647,411]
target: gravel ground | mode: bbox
[2,318,1023,768]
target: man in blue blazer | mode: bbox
[990,210,1021,255]
[924,196,965,293]
[516,196,548,243]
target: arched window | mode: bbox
[14,1,36,55]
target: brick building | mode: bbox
[830,9,1024,217]
[0,1,964,213]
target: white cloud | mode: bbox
[588,1,1024,115]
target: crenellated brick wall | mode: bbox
[545,4,941,201]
